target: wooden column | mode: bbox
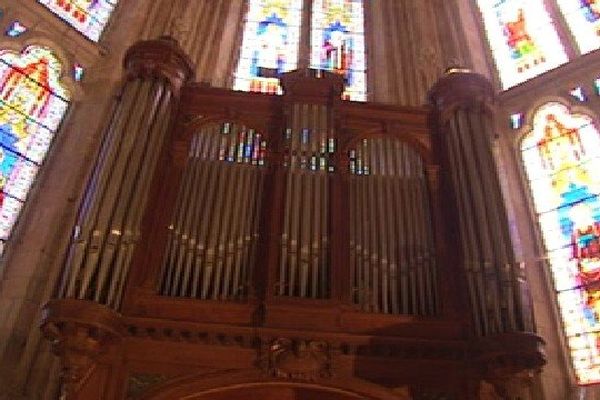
[41,37,193,399]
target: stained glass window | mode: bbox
[476,0,568,89]
[6,21,27,38]
[522,102,600,384]
[37,0,118,42]
[310,0,366,101]
[557,0,600,54]
[234,0,303,95]
[0,46,70,254]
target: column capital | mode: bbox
[124,36,194,92]
[428,69,495,113]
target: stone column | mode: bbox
[41,37,193,399]
[429,70,545,396]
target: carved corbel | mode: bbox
[259,338,332,381]
[41,300,124,398]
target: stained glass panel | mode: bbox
[37,0,118,42]
[476,0,568,89]
[0,46,70,251]
[522,102,600,384]
[557,0,600,54]
[6,21,27,37]
[310,0,366,101]
[234,0,303,95]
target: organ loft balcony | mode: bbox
[41,38,545,400]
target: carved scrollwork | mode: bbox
[259,338,332,381]
[41,300,124,398]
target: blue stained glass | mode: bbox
[0,46,70,246]
[310,0,366,101]
[6,21,27,37]
[476,0,568,89]
[234,0,303,94]
[522,102,600,384]
[73,63,84,82]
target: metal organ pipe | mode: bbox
[57,74,177,310]
[429,71,533,336]
[159,122,266,300]
[348,138,438,315]
[278,104,331,299]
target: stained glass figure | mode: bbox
[234,0,303,95]
[310,0,366,101]
[6,21,27,37]
[477,0,568,89]
[37,0,118,42]
[522,102,600,384]
[0,46,70,253]
[557,0,600,54]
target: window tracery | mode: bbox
[234,0,366,100]
[521,102,600,384]
[557,0,600,54]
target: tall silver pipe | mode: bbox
[429,70,534,335]
[56,38,194,310]
[159,122,266,301]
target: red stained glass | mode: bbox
[522,102,600,384]
[37,0,118,42]
[0,46,69,247]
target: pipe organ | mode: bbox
[42,38,546,400]
[160,122,266,300]
[348,138,437,315]
[279,103,333,298]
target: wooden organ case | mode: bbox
[42,39,546,400]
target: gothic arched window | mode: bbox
[521,102,600,384]
[0,46,70,255]
[37,0,119,42]
[234,0,366,100]
[476,0,568,89]
[234,0,304,95]
[310,0,366,101]
[476,0,600,89]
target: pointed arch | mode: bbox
[0,45,70,254]
[310,0,366,101]
[475,0,568,89]
[521,102,600,384]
